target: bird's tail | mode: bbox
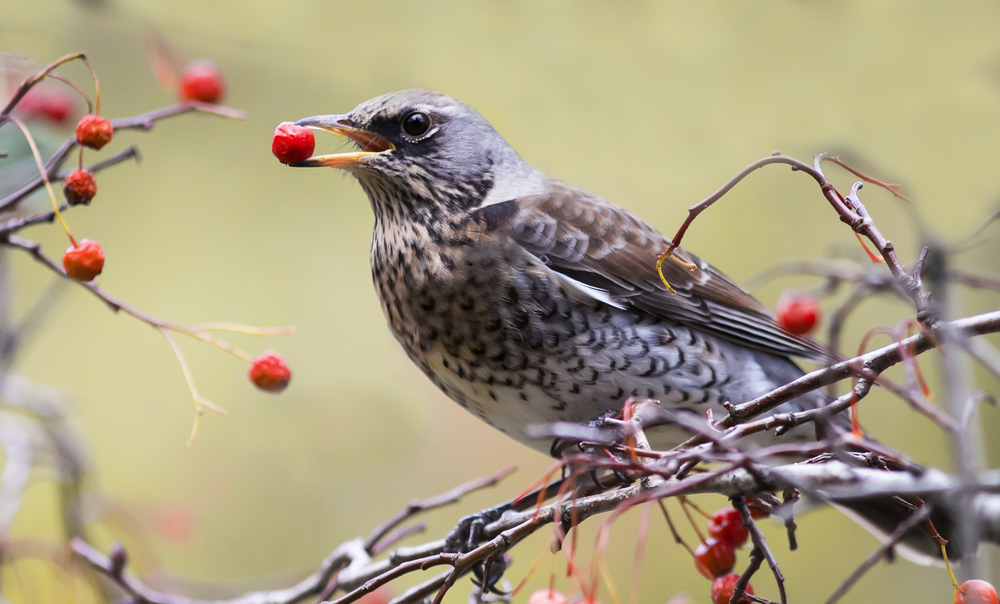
[835,496,970,565]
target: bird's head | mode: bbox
[293,90,537,219]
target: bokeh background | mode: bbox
[2,1,1000,602]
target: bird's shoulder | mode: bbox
[465,180,828,361]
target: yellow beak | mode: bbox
[291,114,395,168]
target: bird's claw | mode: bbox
[471,552,512,595]
[445,505,513,594]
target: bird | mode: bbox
[290,90,961,561]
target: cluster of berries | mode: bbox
[26,56,290,395]
[693,504,762,604]
[520,502,763,604]
[61,59,227,283]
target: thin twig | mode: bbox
[733,497,785,604]
[0,102,245,213]
[824,505,932,604]
[363,463,517,554]
[0,145,141,226]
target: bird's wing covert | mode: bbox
[491,182,828,361]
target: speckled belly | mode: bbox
[372,238,784,454]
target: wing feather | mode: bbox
[494,181,829,361]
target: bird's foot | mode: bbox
[580,409,637,488]
[444,504,513,594]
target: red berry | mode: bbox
[62,169,97,205]
[357,588,394,604]
[62,239,105,282]
[743,497,771,519]
[272,122,316,164]
[694,538,736,579]
[249,351,291,392]
[956,580,1000,604]
[178,59,226,103]
[76,114,114,150]
[708,507,749,548]
[15,86,75,125]
[526,589,569,604]
[776,295,819,336]
[711,574,754,604]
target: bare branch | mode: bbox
[71,537,361,604]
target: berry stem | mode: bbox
[187,322,295,336]
[45,73,94,114]
[172,326,255,363]
[507,544,551,597]
[629,502,652,604]
[679,497,708,545]
[81,57,101,115]
[6,116,76,245]
[942,543,961,595]
[681,497,715,520]
[657,500,697,558]
[159,327,227,446]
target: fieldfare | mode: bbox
[291,90,960,561]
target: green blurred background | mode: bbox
[2,1,1000,602]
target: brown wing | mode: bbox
[487,181,828,361]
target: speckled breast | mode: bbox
[368,218,784,453]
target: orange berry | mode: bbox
[76,114,114,150]
[711,574,754,604]
[776,295,820,336]
[62,169,97,205]
[956,580,1000,604]
[694,538,736,579]
[526,589,569,604]
[708,507,749,548]
[249,351,291,392]
[178,59,226,104]
[272,122,316,164]
[62,239,105,282]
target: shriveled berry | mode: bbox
[956,580,1000,604]
[76,114,114,150]
[272,122,315,164]
[526,589,569,604]
[708,507,749,548]
[62,239,105,281]
[178,59,226,103]
[711,574,754,604]
[249,351,291,392]
[62,169,97,205]
[694,538,736,579]
[776,295,819,336]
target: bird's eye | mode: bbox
[402,112,431,137]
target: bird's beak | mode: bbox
[290,114,395,168]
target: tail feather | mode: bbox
[836,498,970,565]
